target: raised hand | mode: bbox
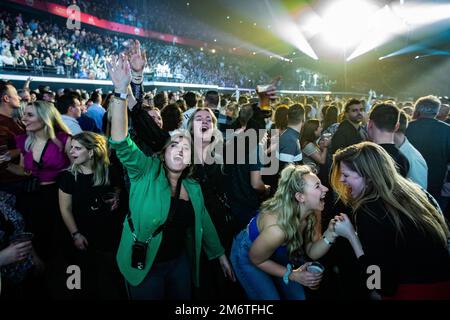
[106,54,131,93]
[128,39,146,73]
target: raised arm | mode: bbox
[128,39,146,102]
[106,54,131,142]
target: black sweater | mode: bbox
[353,199,450,296]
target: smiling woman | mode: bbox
[330,142,450,300]
[106,53,234,300]
[14,101,71,263]
[230,164,337,300]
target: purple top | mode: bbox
[16,132,71,183]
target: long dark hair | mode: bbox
[300,119,320,148]
[322,105,338,131]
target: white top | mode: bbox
[181,107,197,129]
[61,115,82,135]
[399,137,428,189]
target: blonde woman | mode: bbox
[230,164,338,300]
[331,142,450,299]
[58,132,124,298]
[13,101,71,263]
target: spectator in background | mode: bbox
[394,110,428,189]
[181,91,198,129]
[160,103,182,133]
[436,104,449,123]
[406,95,450,210]
[0,80,26,194]
[277,104,305,169]
[321,105,340,138]
[153,91,168,110]
[367,103,410,178]
[328,99,367,157]
[300,119,330,174]
[272,105,289,135]
[57,92,83,135]
[86,91,105,133]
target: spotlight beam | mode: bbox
[263,0,318,60]
[347,2,450,61]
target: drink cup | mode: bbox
[306,261,324,290]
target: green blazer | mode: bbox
[109,135,224,286]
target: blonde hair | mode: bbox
[331,142,449,246]
[25,101,71,152]
[70,132,110,186]
[260,164,317,262]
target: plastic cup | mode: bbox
[306,261,324,290]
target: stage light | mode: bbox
[321,0,379,49]
[263,0,318,60]
[347,2,450,61]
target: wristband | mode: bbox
[283,263,293,284]
[322,235,334,245]
[71,231,81,239]
[114,91,128,100]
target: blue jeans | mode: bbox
[126,253,191,300]
[230,229,305,300]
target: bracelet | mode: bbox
[71,231,81,239]
[322,235,334,245]
[283,263,293,285]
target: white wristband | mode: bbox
[322,235,334,245]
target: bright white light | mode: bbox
[321,0,379,49]
[347,5,408,61]
[274,21,319,60]
[264,0,318,60]
[415,55,420,59]
[348,3,450,61]
[211,49,216,53]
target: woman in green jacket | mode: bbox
[107,54,234,300]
